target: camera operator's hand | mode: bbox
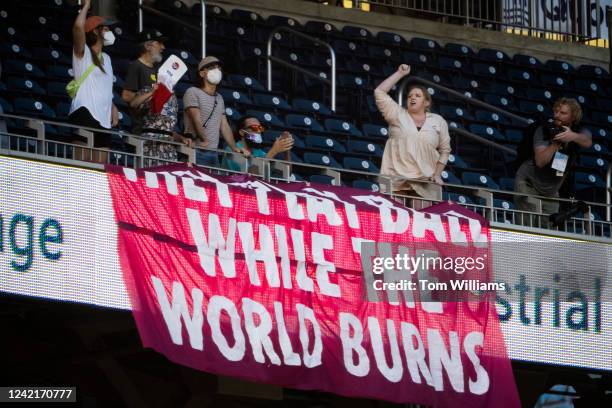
[553,126,577,144]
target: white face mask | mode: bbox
[206,68,222,85]
[103,31,116,46]
[151,51,163,63]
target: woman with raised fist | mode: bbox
[374,64,451,205]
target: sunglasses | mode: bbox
[242,124,265,133]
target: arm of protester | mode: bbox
[127,84,158,108]
[267,133,294,159]
[185,107,208,147]
[73,0,91,59]
[221,115,249,156]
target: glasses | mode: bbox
[243,124,265,133]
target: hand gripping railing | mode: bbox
[267,27,336,111]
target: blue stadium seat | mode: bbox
[309,174,337,185]
[488,82,521,98]
[591,112,612,126]
[352,179,380,192]
[0,42,32,59]
[228,75,265,91]
[513,54,543,68]
[540,73,568,89]
[439,56,468,72]
[462,171,500,190]
[439,105,474,121]
[367,45,401,60]
[224,106,242,123]
[346,140,383,156]
[337,73,367,89]
[472,63,499,78]
[508,68,534,83]
[14,97,55,119]
[324,118,362,136]
[474,110,508,125]
[377,31,408,47]
[362,123,389,140]
[440,170,461,184]
[477,48,510,63]
[402,51,433,67]
[410,37,440,51]
[451,77,479,91]
[579,156,607,171]
[519,100,551,117]
[343,157,379,173]
[443,192,474,205]
[3,59,45,79]
[493,199,514,209]
[596,98,612,111]
[218,88,253,106]
[578,64,608,77]
[245,110,284,128]
[46,65,73,81]
[305,135,346,153]
[165,49,199,67]
[443,42,476,57]
[32,47,70,65]
[304,20,339,36]
[6,77,46,96]
[526,88,555,102]
[447,153,469,169]
[267,15,302,29]
[575,172,605,188]
[483,94,514,109]
[252,93,291,111]
[292,99,333,116]
[303,152,341,167]
[342,25,373,41]
[230,8,265,24]
[56,102,71,119]
[468,124,504,141]
[545,59,575,73]
[285,114,324,132]
[574,79,602,95]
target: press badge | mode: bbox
[551,151,568,176]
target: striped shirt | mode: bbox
[183,87,225,149]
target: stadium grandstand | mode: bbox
[0,0,611,407]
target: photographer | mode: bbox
[514,97,592,217]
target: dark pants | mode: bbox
[66,107,112,148]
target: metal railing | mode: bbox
[1,112,610,239]
[361,0,605,43]
[267,27,337,111]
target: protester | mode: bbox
[119,28,191,162]
[122,28,167,134]
[182,56,245,167]
[514,97,592,216]
[223,116,293,172]
[374,64,451,202]
[68,0,118,162]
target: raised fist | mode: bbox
[397,64,411,75]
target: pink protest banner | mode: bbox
[106,164,519,407]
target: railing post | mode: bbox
[606,162,611,221]
[267,33,273,91]
[330,48,336,112]
[607,6,612,73]
[138,0,143,33]
[201,0,206,58]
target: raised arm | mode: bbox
[73,0,91,59]
[375,64,411,94]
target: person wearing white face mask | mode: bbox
[67,0,119,162]
[122,28,168,134]
[183,56,245,167]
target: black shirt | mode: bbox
[123,60,158,134]
[124,59,157,92]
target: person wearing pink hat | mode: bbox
[67,0,119,162]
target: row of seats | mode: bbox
[1,0,610,206]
